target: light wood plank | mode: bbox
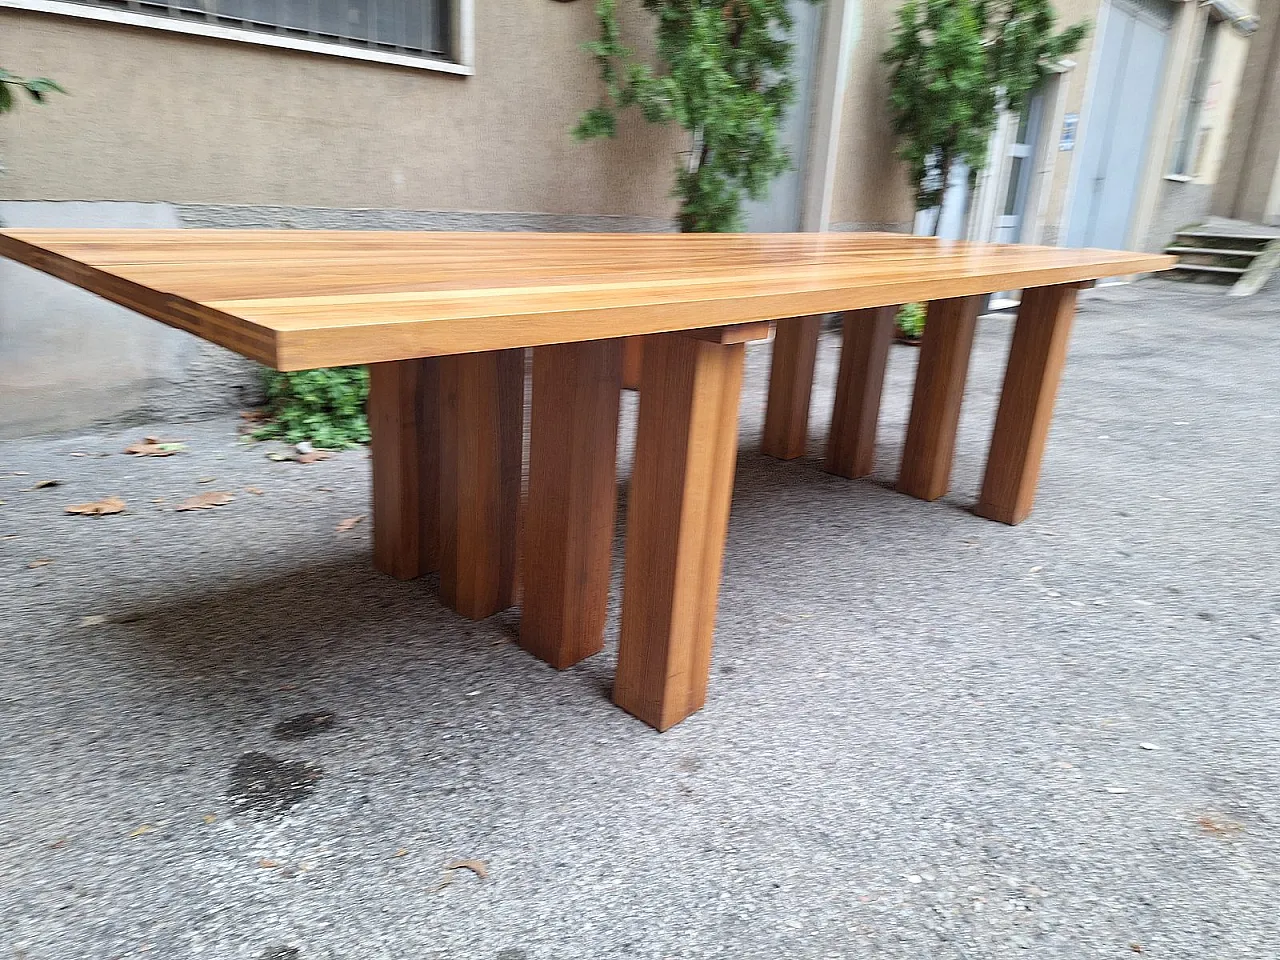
[0,230,1174,371]
[521,340,623,668]
[824,305,898,479]
[762,315,823,460]
[368,359,439,579]
[975,284,1080,525]
[438,349,523,620]
[897,296,982,502]
[614,333,745,731]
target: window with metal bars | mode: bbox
[63,0,452,60]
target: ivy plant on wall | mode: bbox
[884,0,1087,234]
[0,68,64,114]
[573,0,818,234]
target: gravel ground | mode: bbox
[2,279,1278,960]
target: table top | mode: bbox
[0,229,1174,370]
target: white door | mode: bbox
[1066,0,1173,249]
[744,1,823,232]
[994,91,1046,243]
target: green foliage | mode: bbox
[896,302,926,340]
[0,68,65,114]
[255,366,370,449]
[884,0,1087,223]
[574,0,815,233]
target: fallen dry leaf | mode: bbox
[124,442,186,457]
[48,838,67,850]
[202,814,217,825]
[296,452,332,464]
[65,496,126,516]
[174,491,234,512]
[1197,815,1242,835]
[27,558,52,569]
[197,477,216,484]
[1,534,18,541]
[393,848,408,858]
[336,515,365,534]
[29,479,63,490]
[129,824,156,838]
[80,615,107,627]
[1130,945,1144,954]
[444,859,489,880]
[246,486,264,496]
[258,858,280,869]
[240,409,268,423]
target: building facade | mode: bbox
[0,0,1262,436]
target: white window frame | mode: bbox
[0,0,475,75]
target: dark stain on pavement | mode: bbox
[272,710,337,740]
[228,752,323,813]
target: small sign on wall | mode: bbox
[1060,113,1079,151]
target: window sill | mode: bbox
[0,0,474,75]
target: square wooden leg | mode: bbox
[614,332,745,731]
[368,359,439,580]
[824,305,898,479]
[520,339,623,668]
[762,315,823,460]
[438,349,523,620]
[897,296,982,501]
[975,284,1080,525]
[621,336,644,391]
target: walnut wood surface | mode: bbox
[614,333,745,731]
[824,306,899,479]
[0,230,1173,370]
[975,284,1080,525]
[762,315,823,460]
[520,340,623,669]
[897,296,983,502]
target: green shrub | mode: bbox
[255,366,370,449]
[896,302,926,340]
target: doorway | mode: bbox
[1066,0,1174,249]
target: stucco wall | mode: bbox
[829,0,914,231]
[0,1,684,217]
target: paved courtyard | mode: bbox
[2,279,1277,959]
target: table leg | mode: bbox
[520,340,623,668]
[621,336,644,391]
[897,295,982,501]
[438,349,523,620]
[614,332,745,731]
[368,359,439,580]
[975,283,1080,525]
[824,305,898,479]
[762,315,823,460]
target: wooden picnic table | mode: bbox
[0,230,1173,730]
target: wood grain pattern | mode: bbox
[368,359,439,579]
[614,332,745,731]
[824,306,898,479]
[621,337,644,391]
[897,296,982,502]
[0,230,1174,370]
[762,315,823,460]
[520,340,623,669]
[438,349,523,620]
[975,284,1080,525]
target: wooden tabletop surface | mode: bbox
[0,230,1174,371]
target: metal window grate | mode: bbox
[63,0,451,59]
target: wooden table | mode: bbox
[0,230,1173,730]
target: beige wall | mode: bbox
[0,2,684,218]
[829,0,913,230]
